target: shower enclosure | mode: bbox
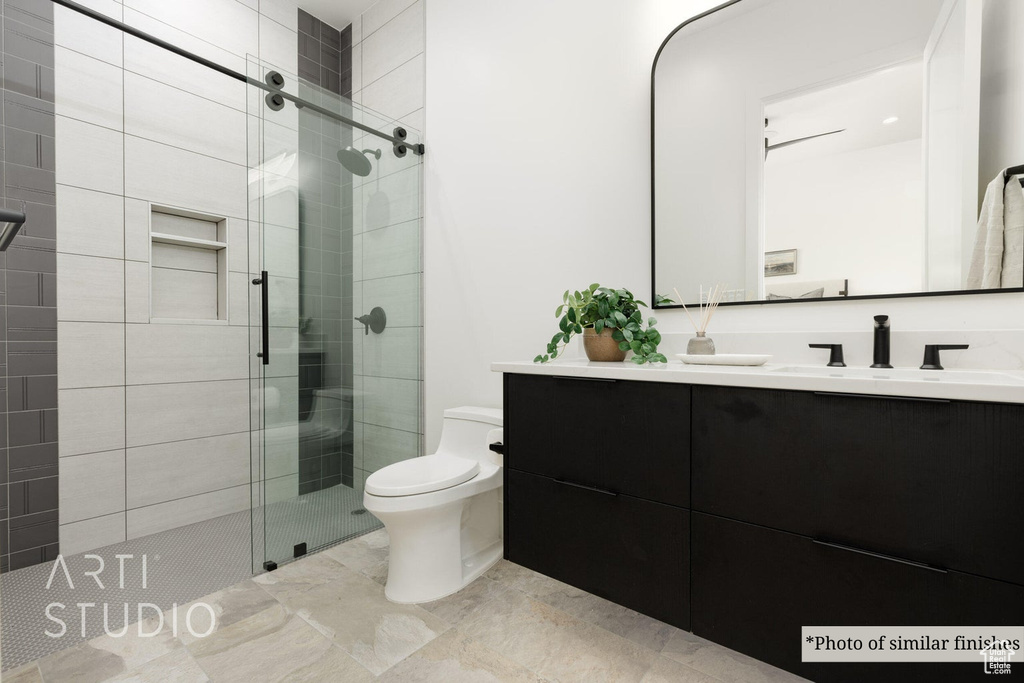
[248,55,425,569]
[0,0,423,670]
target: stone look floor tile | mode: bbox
[107,648,209,682]
[456,578,659,682]
[272,562,450,675]
[36,615,181,683]
[420,576,508,627]
[252,553,351,602]
[174,580,280,647]
[268,643,376,683]
[486,560,680,651]
[1,663,44,682]
[324,528,390,586]
[377,628,547,683]
[661,630,811,683]
[187,612,362,683]
[641,655,725,683]
[8,531,812,683]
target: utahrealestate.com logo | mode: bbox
[43,554,215,639]
[979,638,1015,675]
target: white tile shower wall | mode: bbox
[349,0,425,483]
[54,0,301,553]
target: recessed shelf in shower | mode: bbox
[149,205,229,322]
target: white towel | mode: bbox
[967,170,1024,289]
[1002,177,1024,288]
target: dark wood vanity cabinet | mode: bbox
[691,385,1024,586]
[503,373,1024,682]
[503,373,691,629]
[505,374,689,507]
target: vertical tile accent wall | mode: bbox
[296,9,355,494]
[1,0,59,573]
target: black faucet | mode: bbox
[871,315,892,368]
[809,343,846,367]
[920,344,969,370]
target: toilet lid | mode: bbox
[365,454,480,497]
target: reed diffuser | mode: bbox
[673,284,725,355]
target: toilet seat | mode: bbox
[365,454,480,497]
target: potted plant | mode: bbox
[534,284,671,364]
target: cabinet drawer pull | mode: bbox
[552,375,617,383]
[813,391,950,404]
[812,539,947,574]
[555,479,618,497]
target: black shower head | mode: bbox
[338,146,382,177]
[0,207,26,252]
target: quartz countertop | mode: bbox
[491,359,1024,404]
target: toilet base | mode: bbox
[385,540,503,604]
[367,485,503,605]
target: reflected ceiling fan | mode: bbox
[764,118,845,159]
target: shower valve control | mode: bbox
[356,307,387,335]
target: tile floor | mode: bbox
[4,529,809,682]
[0,484,381,671]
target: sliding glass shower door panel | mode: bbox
[248,58,423,569]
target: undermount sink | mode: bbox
[770,365,1024,386]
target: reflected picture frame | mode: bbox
[764,249,797,277]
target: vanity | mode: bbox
[494,361,1024,683]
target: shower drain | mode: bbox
[351,508,367,515]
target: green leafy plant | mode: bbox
[534,284,669,365]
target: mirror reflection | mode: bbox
[653,0,1024,306]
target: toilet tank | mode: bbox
[437,406,503,463]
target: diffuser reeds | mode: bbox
[673,284,725,335]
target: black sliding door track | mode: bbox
[50,0,423,154]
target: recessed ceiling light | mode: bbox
[882,116,899,125]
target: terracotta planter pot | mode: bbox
[583,327,627,362]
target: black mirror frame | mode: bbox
[650,0,1024,310]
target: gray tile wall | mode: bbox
[297,9,354,494]
[0,0,59,573]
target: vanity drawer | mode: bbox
[505,468,690,629]
[505,373,689,507]
[691,385,1024,585]
[692,512,1024,683]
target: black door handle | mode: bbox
[812,539,946,573]
[554,479,618,497]
[253,270,269,365]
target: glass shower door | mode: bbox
[248,59,423,569]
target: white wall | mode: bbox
[764,138,925,295]
[978,0,1024,193]
[423,0,1024,452]
[423,0,718,449]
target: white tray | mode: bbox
[676,353,771,366]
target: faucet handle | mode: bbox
[809,344,846,367]
[920,344,969,370]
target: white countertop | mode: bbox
[491,359,1024,404]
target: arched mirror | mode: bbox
[652,0,1024,307]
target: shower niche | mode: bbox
[149,206,229,322]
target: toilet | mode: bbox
[363,406,504,604]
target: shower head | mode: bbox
[0,207,26,252]
[338,147,382,177]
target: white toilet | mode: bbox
[363,406,503,604]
